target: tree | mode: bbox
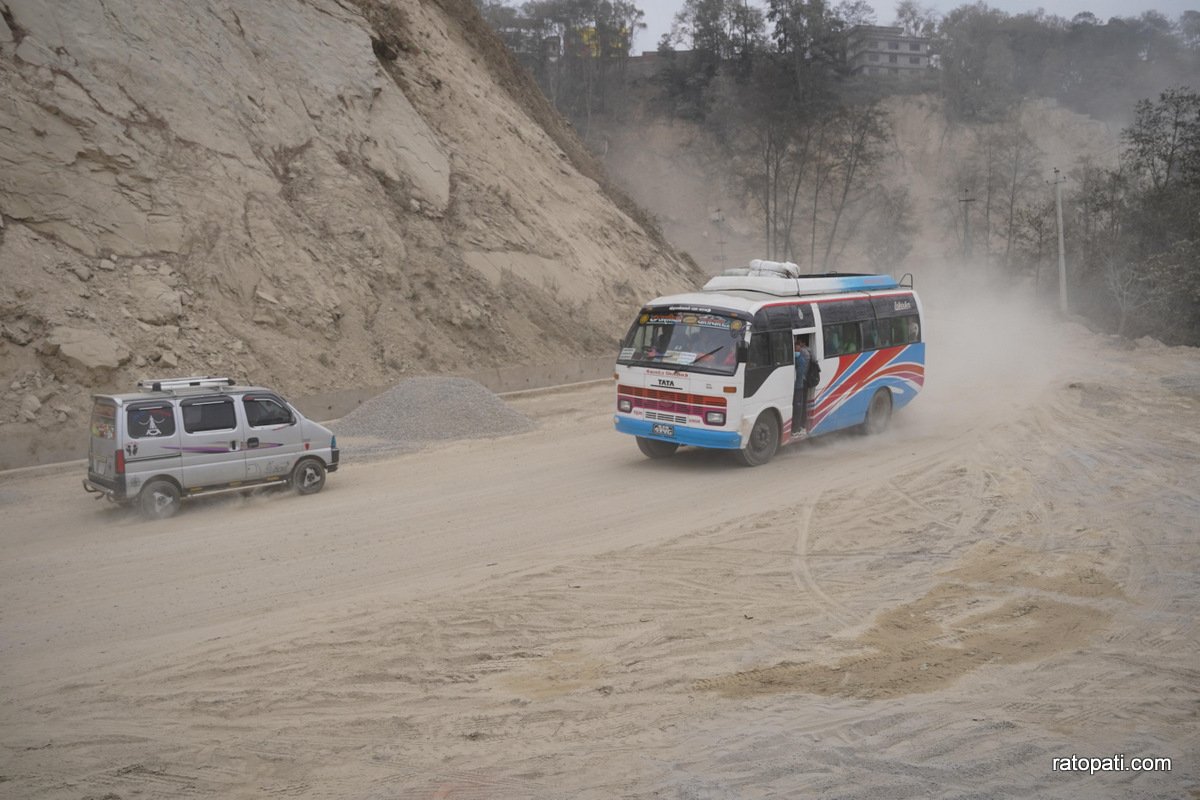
[1013,199,1055,291]
[1123,87,1200,193]
[476,0,645,134]
[1061,89,1200,343]
[894,0,938,37]
[997,121,1042,270]
[865,186,917,270]
[814,101,891,270]
[936,3,1019,121]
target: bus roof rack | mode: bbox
[137,376,236,392]
[703,271,899,297]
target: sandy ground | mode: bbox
[1,294,1198,799]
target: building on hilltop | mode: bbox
[846,26,931,77]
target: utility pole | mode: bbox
[1052,168,1068,315]
[712,208,726,272]
[959,188,976,264]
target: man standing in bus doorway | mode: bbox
[793,335,811,438]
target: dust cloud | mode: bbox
[894,266,1096,442]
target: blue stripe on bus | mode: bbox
[614,417,743,449]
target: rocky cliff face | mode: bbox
[0,0,702,467]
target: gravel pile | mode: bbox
[330,377,537,460]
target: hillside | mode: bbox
[592,79,1119,282]
[0,0,703,468]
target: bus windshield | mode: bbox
[617,310,744,375]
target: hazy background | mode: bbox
[636,0,1199,52]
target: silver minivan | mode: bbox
[83,376,339,518]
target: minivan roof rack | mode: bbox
[137,376,235,392]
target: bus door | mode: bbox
[746,303,813,432]
[791,327,818,436]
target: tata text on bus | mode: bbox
[613,261,925,466]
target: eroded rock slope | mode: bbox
[0,0,700,466]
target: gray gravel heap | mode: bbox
[330,377,536,459]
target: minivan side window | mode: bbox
[243,397,293,427]
[127,402,176,439]
[182,399,236,433]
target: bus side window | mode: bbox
[860,320,879,351]
[838,322,861,355]
[822,325,840,357]
[877,318,896,348]
[746,333,771,368]
[904,316,921,342]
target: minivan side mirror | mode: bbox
[736,342,749,363]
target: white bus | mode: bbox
[613,261,925,466]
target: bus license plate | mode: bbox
[652,423,675,437]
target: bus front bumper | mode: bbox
[614,416,742,450]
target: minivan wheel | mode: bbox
[862,389,893,435]
[636,436,679,459]
[735,412,780,467]
[138,479,181,520]
[292,458,327,495]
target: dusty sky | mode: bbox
[636,0,1198,54]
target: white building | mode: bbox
[847,26,931,77]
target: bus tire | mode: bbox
[636,436,679,459]
[138,478,181,520]
[736,412,780,467]
[862,388,893,435]
[291,458,327,495]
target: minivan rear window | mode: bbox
[182,399,236,433]
[127,402,176,439]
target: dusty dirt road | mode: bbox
[1,299,1198,799]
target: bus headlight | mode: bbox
[705,411,726,425]
[618,399,632,413]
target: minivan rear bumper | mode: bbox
[83,474,128,501]
[328,446,340,472]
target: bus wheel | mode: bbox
[736,412,779,467]
[636,436,679,459]
[138,479,181,520]
[863,389,893,435]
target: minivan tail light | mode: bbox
[115,449,126,475]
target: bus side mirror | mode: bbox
[736,342,749,363]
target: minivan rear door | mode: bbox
[178,396,247,489]
[88,398,119,481]
[123,400,184,487]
